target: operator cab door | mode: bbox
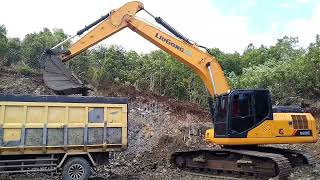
[229,91,255,137]
[229,90,273,138]
[213,95,229,137]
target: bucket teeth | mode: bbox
[43,53,90,95]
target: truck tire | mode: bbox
[62,157,91,180]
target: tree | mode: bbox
[0,25,8,64]
[1,24,319,106]
[208,48,243,75]
[21,28,68,69]
[4,38,22,66]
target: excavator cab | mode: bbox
[214,89,273,138]
[207,89,317,145]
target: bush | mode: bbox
[14,62,34,76]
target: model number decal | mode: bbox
[295,130,312,136]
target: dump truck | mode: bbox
[0,94,128,179]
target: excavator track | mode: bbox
[254,146,317,167]
[224,146,317,167]
[171,148,291,179]
[185,171,245,179]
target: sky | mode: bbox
[0,0,319,53]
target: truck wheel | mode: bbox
[62,157,91,180]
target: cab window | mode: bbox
[230,94,254,134]
[214,96,229,136]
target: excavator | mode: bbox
[42,1,318,179]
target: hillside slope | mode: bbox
[0,68,319,179]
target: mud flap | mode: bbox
[43,52,90,95]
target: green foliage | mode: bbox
[231,36,319,105]
[14,62,34,76]
[5,38,22,66]
[1,24,320,106]
[21,28,68,69]
[0,25,8,62]
[0,25,23,66]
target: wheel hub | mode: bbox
[68,163,85,179]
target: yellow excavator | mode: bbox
[42,1,318,179]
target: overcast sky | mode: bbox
[0,0,319,53]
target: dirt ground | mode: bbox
[0,68,319,180]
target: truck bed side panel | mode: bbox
[0,94,128,155]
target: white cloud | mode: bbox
[282,3,320,46]
[280,3,290,8]
[239,0,256,12]
[250,2,320,49]
[0,0,319,54]
[296,0,313,4]
[271,21,280,32]
[0,0,252,53]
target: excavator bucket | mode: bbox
[43,52,90,95]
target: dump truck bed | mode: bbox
[0,94,128,155]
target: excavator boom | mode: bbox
[43,1,230,97]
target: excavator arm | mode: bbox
[43,1,230,97]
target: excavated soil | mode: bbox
[0,67,319,180]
